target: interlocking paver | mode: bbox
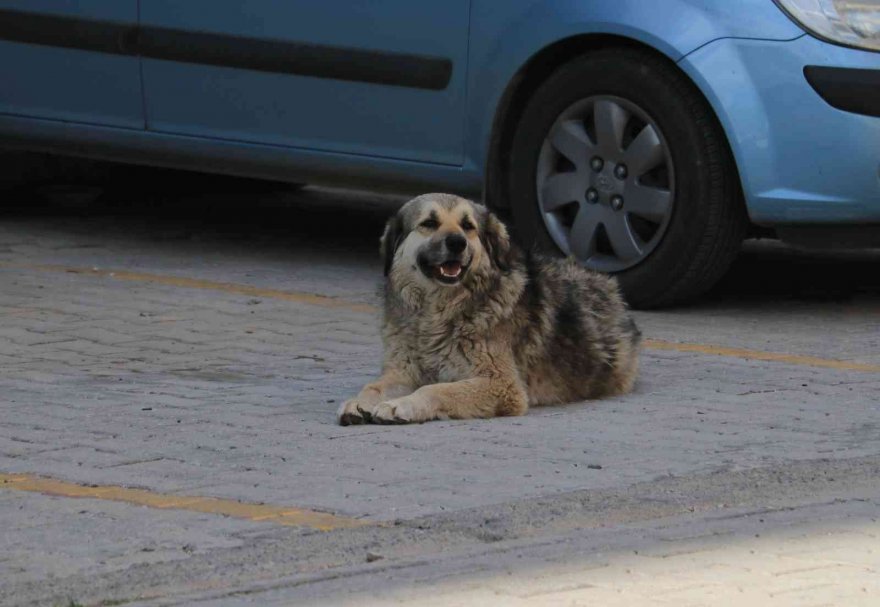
[1,189,878,605]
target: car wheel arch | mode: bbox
[483,34,748,231]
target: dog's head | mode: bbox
[380,193,514,288]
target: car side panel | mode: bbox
[0,112,482,195]
[680,35,880,224]
[0,0,143,129]
[139,1,470,166]
[465,0,804,180]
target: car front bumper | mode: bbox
[681,34,880,225]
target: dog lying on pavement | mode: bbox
[338,193,640,425]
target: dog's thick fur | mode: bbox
[338,193,640,425]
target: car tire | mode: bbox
[507,47,746,308]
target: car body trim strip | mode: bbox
[0,8,453,90]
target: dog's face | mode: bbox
[381,194,512,289]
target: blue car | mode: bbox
[1,1,878,306]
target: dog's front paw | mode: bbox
[371,396,435,425]
[337,398,377,426]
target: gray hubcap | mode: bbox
[536,96,675,273]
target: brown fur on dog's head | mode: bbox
[380,194,516,288]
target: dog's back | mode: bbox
[512,253,640,406]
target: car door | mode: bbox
[0,0,143,129]
[139,1,470,166]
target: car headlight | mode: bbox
[775,0,880,51]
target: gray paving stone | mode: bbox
[1,188,878,606]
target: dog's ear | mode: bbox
[481,211,515,272]
[379,213,405,276]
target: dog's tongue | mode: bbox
[440,261,462,278]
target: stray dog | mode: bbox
[338,193,640,425]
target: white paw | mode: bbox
[371,396,434,424]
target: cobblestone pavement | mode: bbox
[1,181,878,606]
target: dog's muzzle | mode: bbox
[418,234,470,285]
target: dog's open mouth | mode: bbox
[433,261,466,284]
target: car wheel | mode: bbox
[507,48,746,308]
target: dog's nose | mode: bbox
[445,233,467,255]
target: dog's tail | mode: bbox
[604,313,642,396]
[622,314,642,347]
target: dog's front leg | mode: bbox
[338,370,415,426]
[370,376,527,424]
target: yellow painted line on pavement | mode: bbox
[642,339,880,373]
[3,261,878,373]
[0,262,376,314]
[0,473,368,530]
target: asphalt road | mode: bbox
[1,178,878,606]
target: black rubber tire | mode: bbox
[507,47,747,309]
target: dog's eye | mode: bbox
[461,218,476,232]
[420,219,439,230]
